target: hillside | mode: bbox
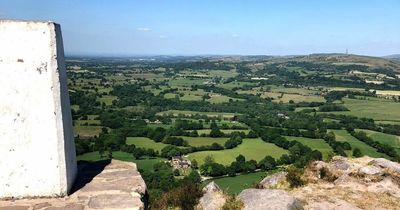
[199,156,400,210]
[287,54,400,73]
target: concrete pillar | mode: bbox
[0,20,77,198]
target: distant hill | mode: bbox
[383,54,400,63]
[383,54,400,59]
[287,53,400,73]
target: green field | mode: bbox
[169,78,207,87]
[326,98,400,122]
[179,136,228,147]
[376,120,400,125]
[203,170,278,195]
[208,94,242,103]
[126,137,169,152]
[164,93,203,101]
[73,125,102,137]
[188,138,288,165]
[157,110,237,118]
[217,81,254,90]
[285,136,333,160]
[98,95,118,105]
[357,129,400,154]
[330,129,388,158]
[77,151,166,172]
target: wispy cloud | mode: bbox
[137,27,151,31]
[232,34,240,38]
[159,35,167,38]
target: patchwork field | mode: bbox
[330,129,388,158]
[157,110,238,118]
[126,137,170,152]
[285,136,333,160]
[179,136,228,147]
[203,170,280,195]
[357,129,400,154]
[74,125,102,137]
[188,138,288,165]
[326,98,400,122]
[238,86,325,103]
[98,95,118,105]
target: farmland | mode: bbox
[203,170,281,195]
[330,129,388,158]
[285,136,333,159]
[324,98,400,122]
[188,138,288,165]
[126,137,170,152]
[70,54,400,204]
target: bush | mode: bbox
[151,182,203,210]
[286,166,305,188]
[320,167,337,182]
[222,196,244,210]
[163,136,188,146]
[353,148,362,157]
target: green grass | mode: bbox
[133,158,167,171]
[376,120,400,125]
[203,170,277,195]
[164,93,203,101]
[169,78,207,87]
[75,119,101,125]
[126,137,169,152]
[217,81,254,90]
[179,136,228,147]
[77,151,133,162]
[207,94,243,103]
[157,110,237,118]
[188,138,288,166]
[285,136,333,160]
[77,151,166,172]
[326,98,400,122]
[356,129,400,154]
[98,95,118,105]
[71,104,80,111]
[330,129,388,158]
[73,125,102,137]
[238,87,324,103]
[147,123,173,129]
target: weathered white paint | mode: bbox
[0,20,77,198]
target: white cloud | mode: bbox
[159,35,167,38]
[137,27,151,31]
[232,34,240,38]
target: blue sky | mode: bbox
[0,0,399,56]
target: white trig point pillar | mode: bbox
[0,20,77,198]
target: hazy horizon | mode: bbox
[1,0,399,56]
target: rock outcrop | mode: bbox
[293,156,400,209]
[258,171,287,189]
[0,160,147,210]
[370,158,400,173]
[197,182,227,210]
[238,189,303,210]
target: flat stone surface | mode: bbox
[88,194,143,209]
[0,160,147,210]
[238,189,303,210]
[0,206,29,210]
